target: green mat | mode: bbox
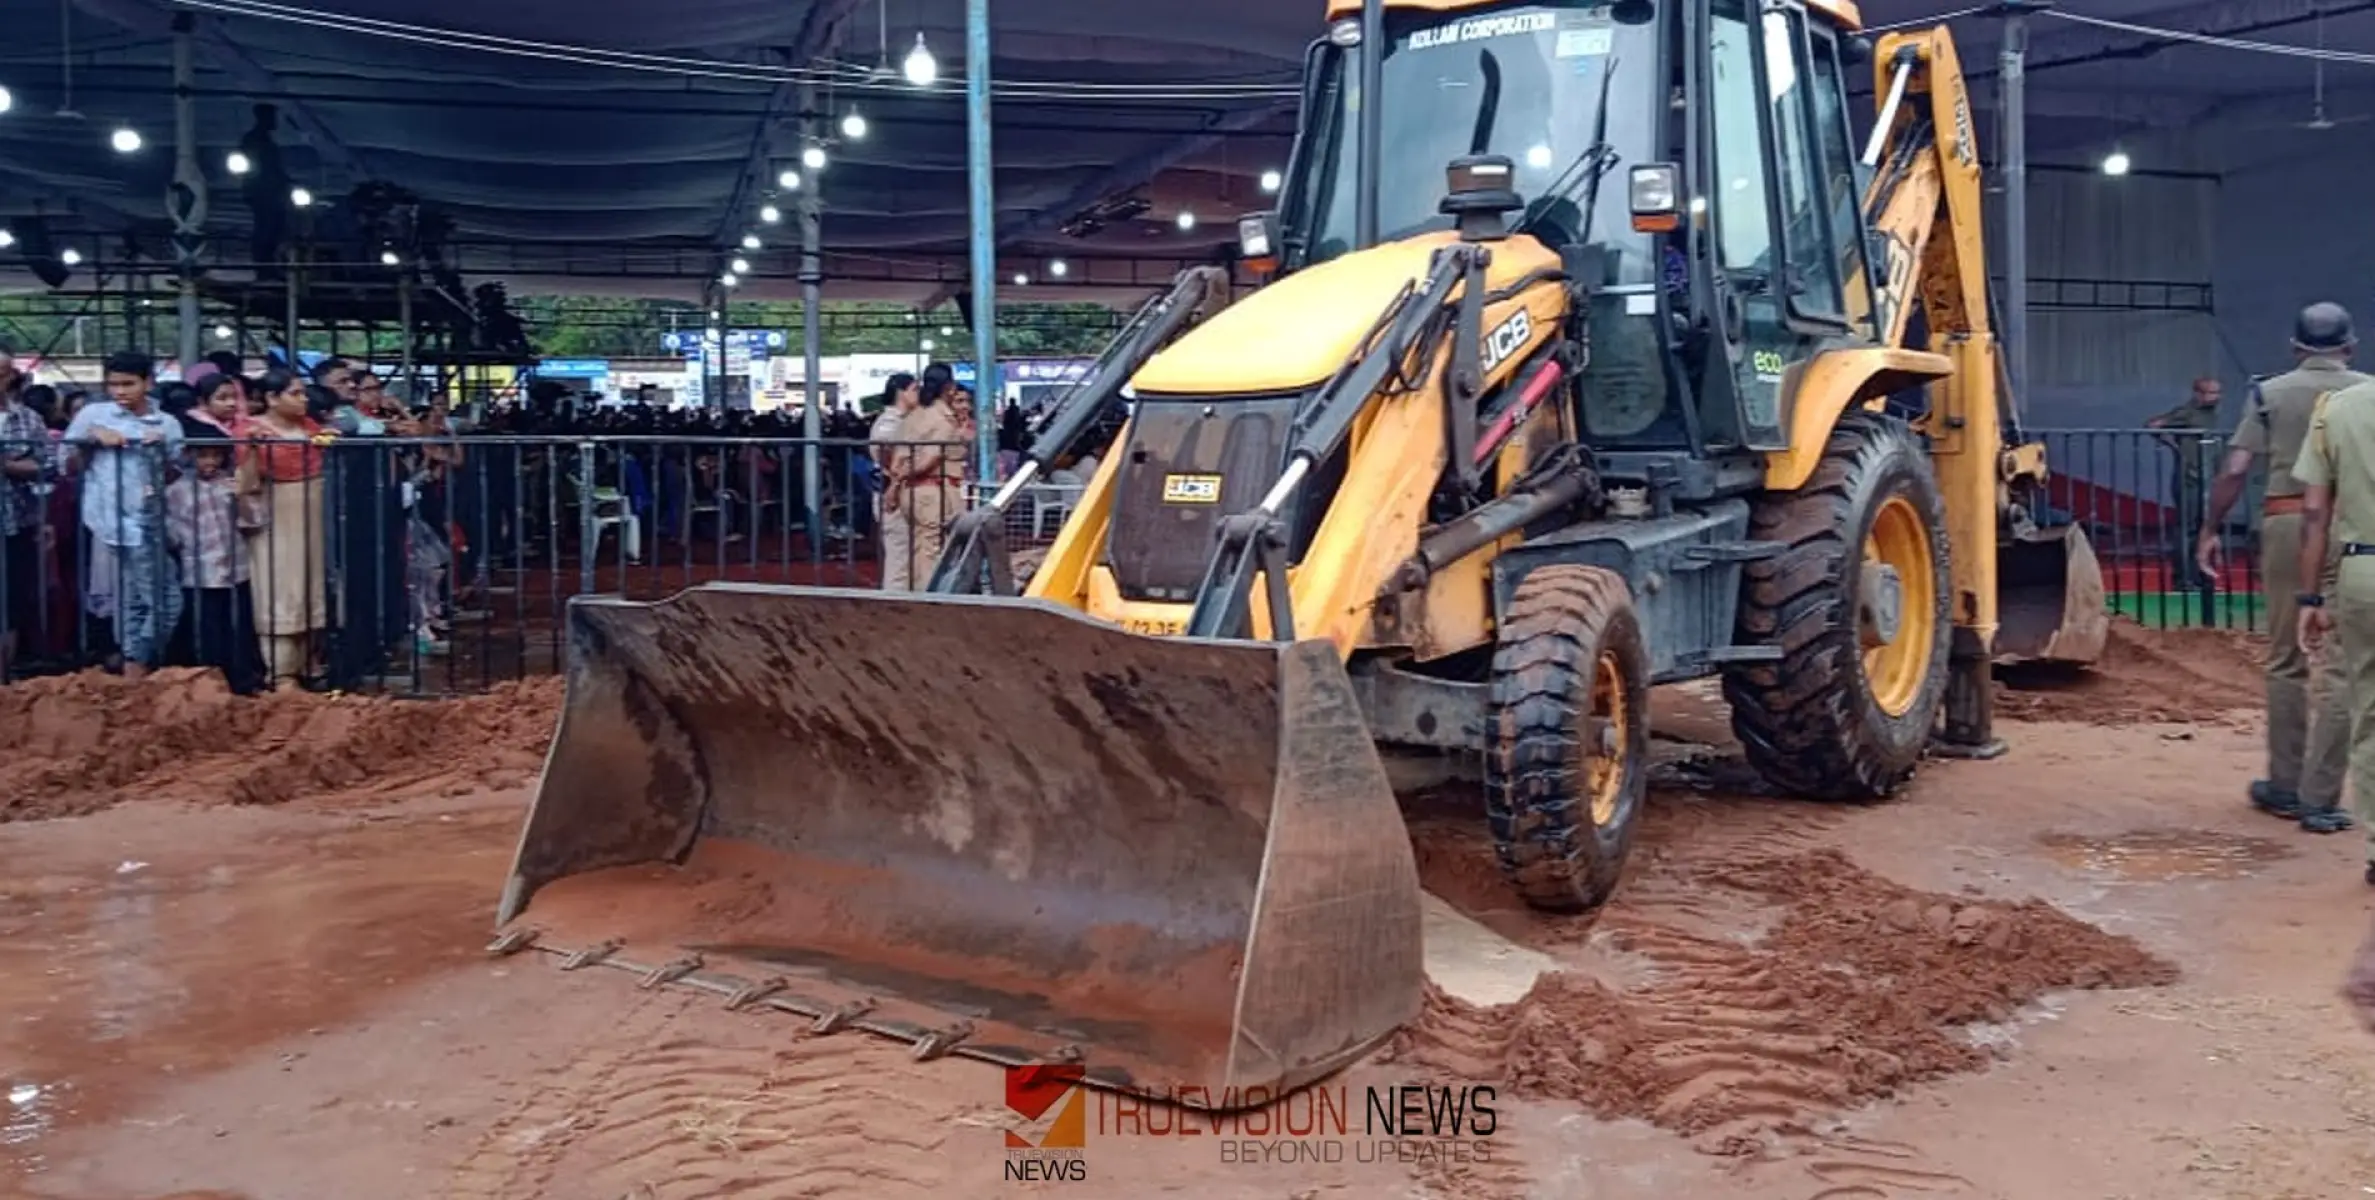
[2110,591,2267,633]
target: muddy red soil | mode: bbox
[2,643,2372,1200]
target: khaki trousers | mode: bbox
[2262,511,2351,806]
[879,492,913,592]
[2337,559,2375,855]
[906,478,955,588]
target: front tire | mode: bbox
[1724,410,1953,801]
[1485,565,1651,913]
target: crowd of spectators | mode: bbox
[0,346,1054,693]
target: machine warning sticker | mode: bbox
[1162,474,1224,504]
[1556,27,1613,57]
[1408,11,1555,50]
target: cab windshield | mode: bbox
[1290,1,1661,272]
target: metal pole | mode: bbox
[2001,7,2031,409]
[1355,0,1385,249]
[799,83,825,545]
[284,246,300,368]
[169,13,205,376]
[398,272,414,396]
[966,0,998,481]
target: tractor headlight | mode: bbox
[1629,163,1683,232]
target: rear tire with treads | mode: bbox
[1723,410,1952,801]
[1485,565,1651,913]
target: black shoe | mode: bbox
[2301,807,2358,835]
[2252,780,2307,820]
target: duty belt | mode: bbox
[2266,494,2307,517]
[2343,543,2375,557]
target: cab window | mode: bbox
[1805,24,1877,336]
[1760,10,1847,324]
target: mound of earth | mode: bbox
[1385,848,2175,1146]
[1995,619,2262,725]
[0,669,562,822]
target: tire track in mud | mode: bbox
[447,984,977,1200]
[1402,770,2176,1152]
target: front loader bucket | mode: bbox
[1995,523,2109,665]
[497,582,1423,1108]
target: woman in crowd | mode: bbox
[188,375,247,437]
[241,368,332,685]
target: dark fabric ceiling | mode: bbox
[0,0,2360,303]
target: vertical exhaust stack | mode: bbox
[500,583,1424,1107]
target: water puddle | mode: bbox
[2035,829,2293,882]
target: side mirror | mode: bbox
[1629,163,1682,233]
[1236,211,1281,270]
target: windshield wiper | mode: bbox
[1516,55,1623,239]
[1468,49,1505,156]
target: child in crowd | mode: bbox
[164,413,269,694]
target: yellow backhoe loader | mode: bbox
[492,0,2107,1112]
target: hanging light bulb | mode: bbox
[720,272,740,288]
[213,323,234,340]
[777,169,802,191]
[903,32,938,87]
[60,248,82,266]
[0,229,14,249]
[1259,169,1283,194]
[226,150,251,175]
[731,256,752,275]
[939,326,953,337]
[1048,259,1070,278]
[290,187,314,208]
[1175,210,1198,232]
[742,233,763,251]
[0,85,13,114]
[759,203,782,224]
[2101,149,2132,177]
[1012,272,1029,286]
[921,337,937,352]
[380,249,401,266]
[109,127,142,154]
[803,145,828,171]
[841,110,868,141]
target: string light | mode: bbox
[921,337,937,352]
[0,86,12,114]
[742,233,762,250]
[1175,210,1198,232]
[213,324,234,339]
[759,203,782,224]
[60,248,81,266]
[226,150,251,175]
[0,229,14,249]
[802,145,827,171]
[290,187,314,207]
[1259,169,1282,194]
[1012,272,1029,286]
[1048,259,1069,278]
[777,169,802,190]
[380,249,401,265]
[841,111,867,140]
[730,256,751,275]
[110,127,142,153]
[904,32,938,86]
[720,271,739,287]
[2101,150,2132,177]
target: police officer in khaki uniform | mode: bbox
[2296,374,2375,875]
[871,374,919,591]
[2202,303,2368,833]
[2152,376,2225,587]
[893,366,967,588]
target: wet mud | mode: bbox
[1994,619,2263,726]
[0,669,561,822]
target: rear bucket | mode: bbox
[1995,523,2109,664]
[497,582,1423,1108]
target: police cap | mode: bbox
[2295,302,2355,352]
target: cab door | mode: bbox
[1701,0,1855,450]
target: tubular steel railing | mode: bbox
[0,427,2261,697]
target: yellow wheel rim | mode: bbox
[1583,648,1631,827]
[1861,494,1937,719]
